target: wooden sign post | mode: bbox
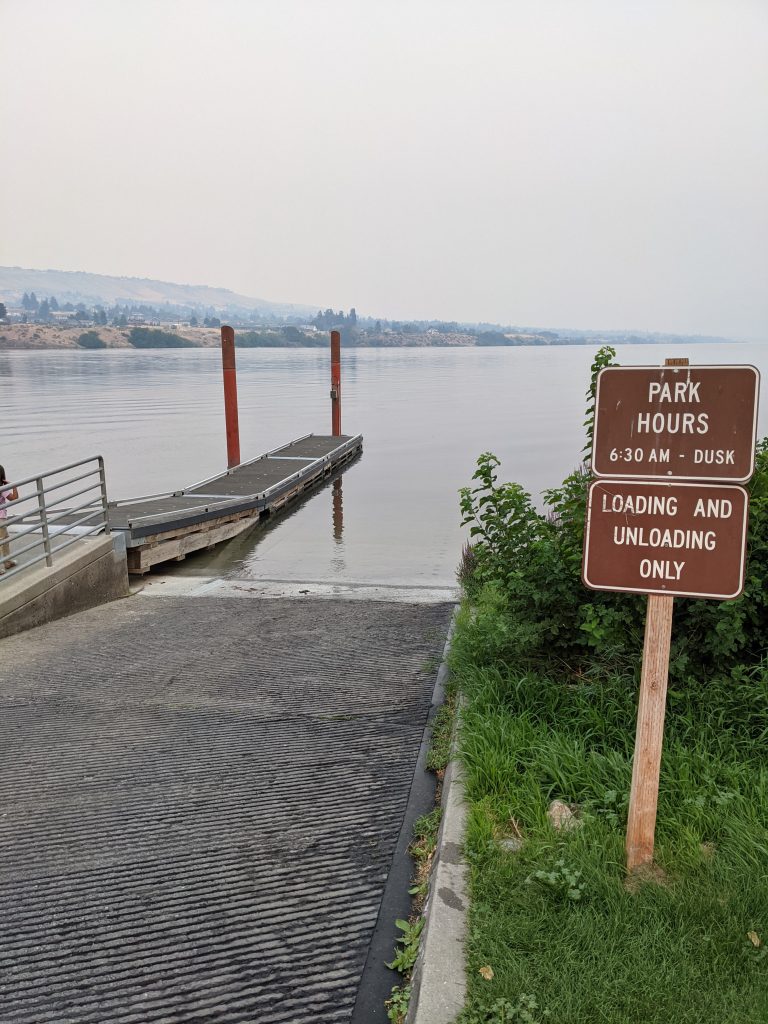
[626,358,684,871]
[625,591,674,870]
[584,356,760,872]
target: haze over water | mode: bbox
[2,345,766,588]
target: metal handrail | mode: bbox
[5,486,103,535]
[0,456,111,584]
[6,468,102,504]
[9,508,104,561]
[3,456,107,491]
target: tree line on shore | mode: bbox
[2,295,733,349]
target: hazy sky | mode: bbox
[2,1,766,337]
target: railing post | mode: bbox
[98,456,111,534]
[330,329,341,436]
[37,476,53,567]
[221,325,241,468]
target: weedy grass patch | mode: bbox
[384,668,455,1021]
[426,680,458,775]
[453,348,768,1022]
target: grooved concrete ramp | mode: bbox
[0,596,452,1023]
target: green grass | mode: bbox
[427,681,458,774]
[413,807,443,847]
[450,603,768,1024]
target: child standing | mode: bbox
[0,465,19,573]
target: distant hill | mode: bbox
[0,266,314,316]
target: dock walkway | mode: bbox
[0,590,453,1023]
[109,433,362,574]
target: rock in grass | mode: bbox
[547,800,581,831]
[499,837,523,852]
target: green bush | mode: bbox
[127,327,194,348]
[236,329,326,347]
[76,330,106,349]
[236,331,286,347]
[459,347,768,684]
[454,346,768,1024]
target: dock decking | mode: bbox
[109,433,363,574]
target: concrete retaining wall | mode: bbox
[0,535,129,639]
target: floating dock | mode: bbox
[108,433,363,574]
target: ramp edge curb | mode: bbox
[408,623,469,1024]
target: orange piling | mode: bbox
[221,325,241,468]
[331,329,341,436]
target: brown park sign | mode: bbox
[583,479,749,600]
[592,365,760,483]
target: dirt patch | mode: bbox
[624,861,672,892]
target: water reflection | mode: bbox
[332,477,344,542]
[329,475,346,576]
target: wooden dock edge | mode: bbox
[127,509,261,574]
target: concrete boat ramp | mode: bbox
[0,581,455,1022]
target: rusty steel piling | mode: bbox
[220,325,241,468]
[331,329,341,436]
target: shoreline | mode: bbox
[0,323,729,352]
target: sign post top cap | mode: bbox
[596,362,760,377]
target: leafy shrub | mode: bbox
[459,347,768,683]
[127,327,194,348]
[77,330,106,349]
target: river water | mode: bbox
[1,344,766,588]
